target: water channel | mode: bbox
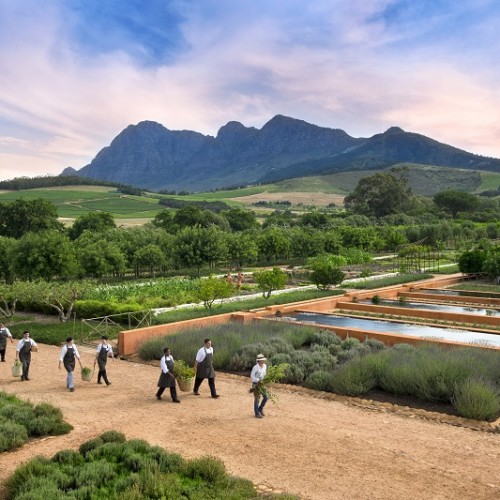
[359,299,500,316]
[285,312,500,347]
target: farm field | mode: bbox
[0,344,498,500]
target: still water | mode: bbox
[287,312,500,347]
[359,299,500,317]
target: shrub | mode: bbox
[364,338,386,352]
[310,330,341,347]
[184,455,227,484]
[173,360,195,380]
[100,430,127,443]
[341,337,361,351]
[283,364,305,384]
[0,421,28,452]
[305,370,332,391]
[328,362,376,396]
[452,378,500,421]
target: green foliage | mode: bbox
[0,392,71,452]
[69,212,116,240]
[173,359,196,380]
[344,172,412,218]
[452,378,500,421]
[254,267,288,298]
[309,255,345,290]
[433,190,479,218]
[458,249,487,274]
[6,434,288,499]
[349,273,433,289]
[195,275,234,309]
[328,361,376,396]
[73,299,145,319]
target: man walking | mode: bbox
[193,338,219,398]
[94,335,114,385]
[15,331,37,381]
[0,323,13,362]
[156,347,180,403]
[58,337,82,392]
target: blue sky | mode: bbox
[1,0,499,180]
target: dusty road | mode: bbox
[0,344,499,499]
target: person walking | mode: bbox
[94,335,114,385]
[0,323,13,362]
[156,347,180,403]
[15,331,37,381]
[58,337,82,392]
[193,338,219,398]
[251,353,269,418]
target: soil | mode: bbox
[1,344,500,500]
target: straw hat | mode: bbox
[256,353,266,361]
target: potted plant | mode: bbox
[81,366,93,382]
[173,360,195,392]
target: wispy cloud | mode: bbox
[0,0,499,180]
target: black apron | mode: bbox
[0,329,7,349]
[97,344,109,370]
[157,356,175,388]
[19,340,32,362]
[197,348,215,379]
[63,346,76,372]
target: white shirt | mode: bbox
[195,346,213,363]
[16,338,37,351]
[0,326,12,338]
[96,343,114,358]
[251,363,267,383]
[160,355,174,374]
[59,344,81,361]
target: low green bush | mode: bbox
[452,378,500,421]
[74,300,144,319]
[305,370,331,391]
[328,362,376,396]
[6,434,294,499]
[0,393,71,453]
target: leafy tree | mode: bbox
[262,209,294,228]
[76,239,126,278]
[300,211,330,228]
[0,236,16,283]
[433,190,479,218]
[482,246,500,282]
[0,198,63,238]
[69,212,116,240]
[151,209,175,232]
[223,208,258,231]
[289,228,325,262]
[344,172,411,217]
[173,206,229,231]
[225,232,258,269]
[195,275,234,309]
[11,231,78,281]
[257,228,291,262]
[253,267,288,298]
[42,280,93,322]
[309,256,345,290]
[458,249,486,274]
[0,282,33,318]
[134,244,166,277]
[173,226,227,276]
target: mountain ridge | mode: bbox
[62,115,500,191]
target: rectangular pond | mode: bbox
[419,288,500,299]
[360,299,500,317]
[285,312,500,348]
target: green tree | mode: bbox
[11,231,78,281]
[0,199,63,238]
[458,249,486,274]
[0,281,33,318]
[76,239,126,278]
[433,190,479,218]
[254,267,288,299]
[482,246,500,282]
[195,275,234,309]
[42,280,93,322]
[151,209,175,232]
[289,228,325,262]
[309,256,345,290]
[257,228,291,262]
[223,208,258,231]
[225,232,258,269]
[69,212,116,240]
[134,244,166,277]
[0,236,16,283]
[344,173,411,217]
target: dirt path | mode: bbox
[1,345,499,499]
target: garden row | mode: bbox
[138,322,500,421]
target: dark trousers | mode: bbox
[0,347,5,361]
[97,369,110,384]
[156,385,178,400]
[20,360,30,380]
[193,377,217,396]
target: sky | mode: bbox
[1,0,500,181]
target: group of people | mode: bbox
[156,338,269,418]
[2,327,269,418]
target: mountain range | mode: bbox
[62,115,500,192]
